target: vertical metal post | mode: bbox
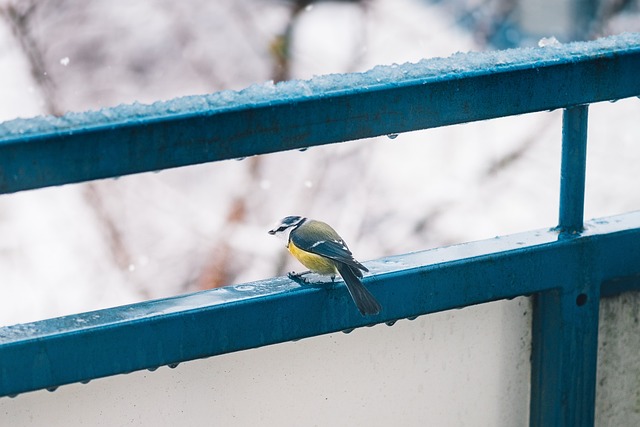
[558,105,589,233]
[530,282,600,426]
[530,105,599,426]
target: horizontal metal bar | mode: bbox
[601,275,640,298]
[1,211,640,398]
[1,33,639,194]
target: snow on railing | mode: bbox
[1,33,639,194]
[1,33,640,427]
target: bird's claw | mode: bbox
[288,270,311,283]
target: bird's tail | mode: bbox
[336,263,381,316]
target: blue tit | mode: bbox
[269,216,381,316]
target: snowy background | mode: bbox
[1,0,640,425]
[0,0,638,325]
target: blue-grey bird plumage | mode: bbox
[269,216,381,316]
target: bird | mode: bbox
[268,216,381,316]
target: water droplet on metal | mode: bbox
[168,363,180,369]
[407,316,418,321]
[386,133,399,140]
[385,320,396,327]
[342,328,354,334]
[46,386,58,392]
[147,367,158,372]
[81,379,91,385]
[298,147,309,152]
[235,157,246,161]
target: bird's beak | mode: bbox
[268,229,277,235]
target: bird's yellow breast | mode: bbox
[288,241,337,276]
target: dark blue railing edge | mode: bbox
[1,211,639,398]
[1,33,639,194]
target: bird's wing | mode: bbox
[290,232,368,273]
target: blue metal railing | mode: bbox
[1,33,640,426]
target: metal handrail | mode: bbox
[1,33,640,426]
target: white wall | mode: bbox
[0,298,531,426]
[596,292,640,427]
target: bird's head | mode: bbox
[268,215,307,237]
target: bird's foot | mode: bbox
[288,271,335,288]
[288,270,312,283]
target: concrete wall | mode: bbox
[596,292,640,427]
[0,298,531,426]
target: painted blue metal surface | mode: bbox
[529,103,598,425]
[0,33,639,427]
[0,33,639,194]
[558,105,589,233]
[0,212,639,400]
